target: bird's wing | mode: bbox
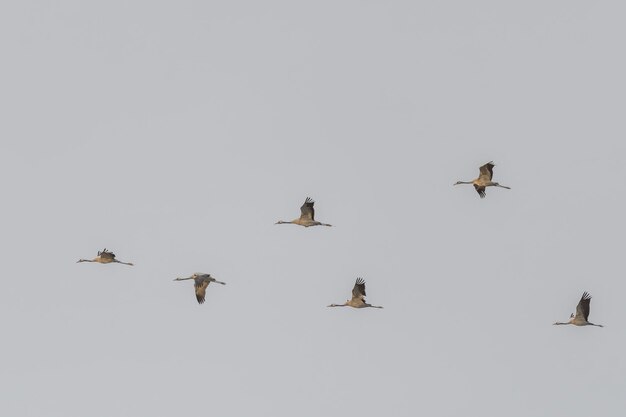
[575,292,592,321]
[194,278,210,304]
[474,184,486,198]
[478,162,495,181]
[99,249,116,259]
[352,277,366,299]
[299,197,315,221]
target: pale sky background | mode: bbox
[1,1,625,416]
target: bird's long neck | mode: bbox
[455,181,474,185]
[77,259,94,263]
[328,303,347,307]
[275,220,295,225]
[553,321,571,325]
[174,277,195,281]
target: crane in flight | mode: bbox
[174,273,226,304]
[553,292,604,327]
[454,161,511,198]
[328,278,383,309]
[275,197,332,227]
[76,248,134,266]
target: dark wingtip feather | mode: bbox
[354,277,367,297]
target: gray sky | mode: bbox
[1,1,625,416]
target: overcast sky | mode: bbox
[1,1,625,416]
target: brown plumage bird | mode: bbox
[454,161,511,198]
[76,248,134,266]
[275,197,332,227]
[328,278,383,309]
[554,292,604,327]
[173,273,226,304]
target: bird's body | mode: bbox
[76,248,134,266]
[174,273,226,304]
[328,278,383,309]
[554,292,603,327]
[275,197,332,227]
[454,161,511,198]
